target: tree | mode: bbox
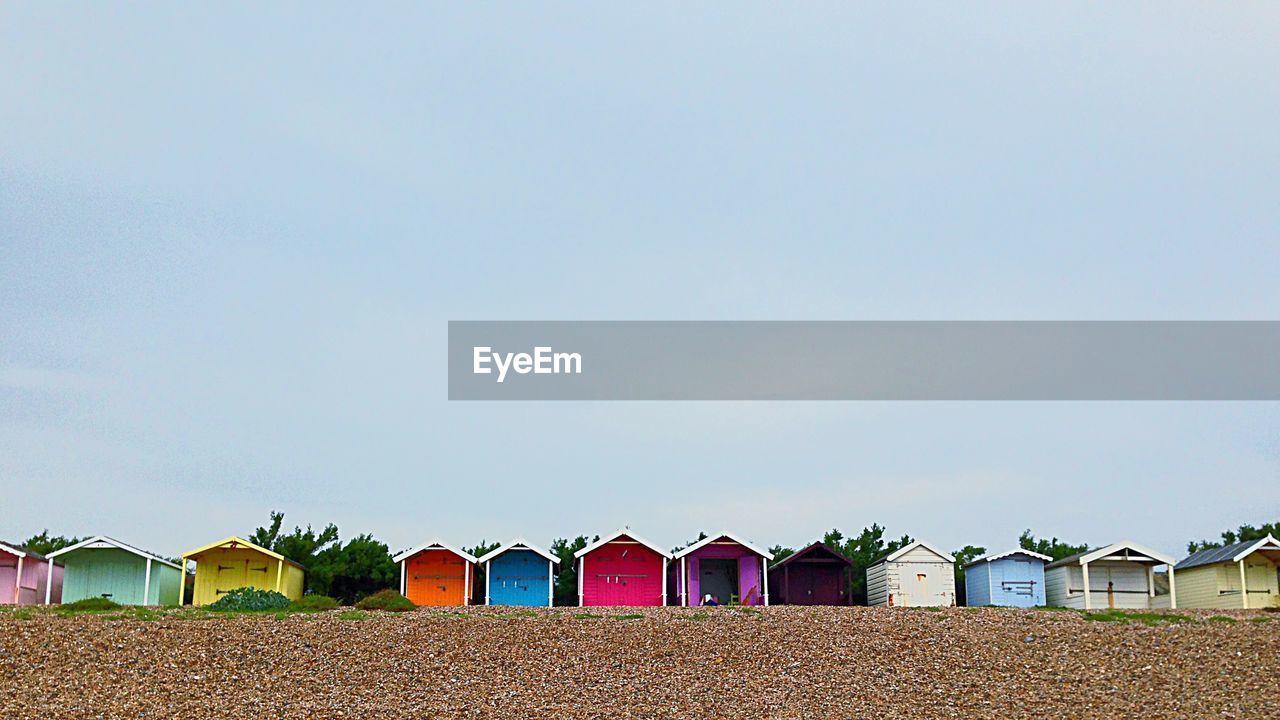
[820,525,913,605]
[1187,521,1280,554]
[20,530,81,556]
[951,544,987,606]
[549,535,595,606]
[310,534,397,605]
[768,545,795,564]
[1019,529,1089,561]
[671,532,708,554]
[248,511,340,596]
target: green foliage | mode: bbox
[1207,615,1236,623]
[208,587,293,612]
[1081,609,1190,626]
[1019,529,1090,561]
[249,510,339,575]
[614,613,643,620]
[465,540,501,559]
[289,594,340,612]
[768,545,795,564]
[60,597,122,612]
[671,532,708,554]
[573,612,602,619]
[354,589,415,612]
[309,534,397,605]
[550,535,596,606]
[822,525,913,605]
[20,530,81,556]
[1187,521,1280,554]
[338,610,369,620]
[951,544,987,606]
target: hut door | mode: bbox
[211,551,248,597]
[700,559,737,605]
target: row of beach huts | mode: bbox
[3,528,1278,611]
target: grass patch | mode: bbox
[613,613,644,620]
[1081,609,1190,626]
[1249,616,1271,623]
[573,613,603,619]
[496,609,539,618]
[290,595,340,612]
[687,612,710,621]
[355,589,416,612]
[1207,615,1237,624]
[60,597,122,613]
[734,607,761,615]
[338,610,369,620]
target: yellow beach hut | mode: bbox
[181,536,304,606]
[1172,535,1280,610]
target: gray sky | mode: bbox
[2,3,1277,560]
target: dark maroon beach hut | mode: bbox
[767,542,852,605]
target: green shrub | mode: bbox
[208,587,293,612]
[354,589,415,612]
[61,597,122,612]
[290,594,340,612]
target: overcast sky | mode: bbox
[2,3,1277,560]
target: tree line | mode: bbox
[18,516,1277,606]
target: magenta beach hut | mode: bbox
[0,542,63,605]
[671,531,772,606]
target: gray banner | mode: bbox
[448,321,1280,400]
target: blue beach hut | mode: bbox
[964,549,1051,607]
[478,539,558,607]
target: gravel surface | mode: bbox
[3,606,1277,719]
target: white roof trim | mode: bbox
[393,538,478,564]
[1232,534,1280,562]
[574,528,672,559]
[673,531,773,561]
[882,539,955,564]
[45,535,181,569]
[965,548,1052,567]
[1079,540,1175,567]
[477,538,558,565]
[0,542,28,558]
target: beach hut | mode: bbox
[963,549,1051,607]
[1044,540,1176,610]
[867,540,956,608]
[46,536,183,606]
[1173,535,1280,610]
[574,528,670,607]
[767,542,852,606]
[672,531,772,606]
[394,539,478,606]
[0,542,62,606]
[182,536,304,606]
[478,538,558,607]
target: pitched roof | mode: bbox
[672,531,773,561]
[46,535,181,569]
[392,538,478,564]
[477,538,558,565]
[1045,540,1174,569]
[963,548,1053,569]
[769,542,851,570]
[0,541,52,562]
[574,528,671,559]
[1175,535,1280,571]
[875,539,955,565]
[181,536,304,569]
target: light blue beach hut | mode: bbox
[964,549,1051,607]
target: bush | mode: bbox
[208,587,293,612]
[61,597,122,612]
[290,594,340,612]
[354,589,415,612]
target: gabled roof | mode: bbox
[574,528,671,559]
[1175,535,1280,571]
[0,541,51,561]
[769,542,851,570]
[181,536,304,569]
[673,531,773,561]
[393,538,478,564]
[46,535,181,569]
[477,538,558,565]
[875,539,955,565]
[963,548,1052,569]
[1045,540,1174,569]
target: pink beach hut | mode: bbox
[574,528,671,607]
[0,542,63,605]
[671,531,772,606]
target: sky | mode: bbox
[1,3,1278,561]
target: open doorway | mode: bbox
[700,558,738,604]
